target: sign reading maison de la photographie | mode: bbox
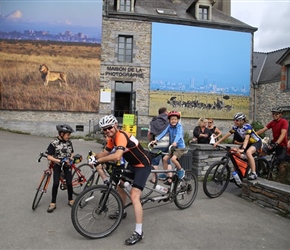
[105,66,144,78]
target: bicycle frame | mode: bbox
[219,146,248,179]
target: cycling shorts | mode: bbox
[123,164,151,191]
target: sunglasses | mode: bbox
[234,119,242,122]
[208,122,213,124]
[103,126,113,132]
[272,113,280,116]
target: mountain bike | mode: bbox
[71,160,198,239]
[32,152,93,210]
[203,144,269,198]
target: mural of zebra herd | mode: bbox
[166,96,233,112]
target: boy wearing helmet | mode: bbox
[214,113,262,180]
[256,107,288,164]
[91,115,151,245]
[46,124,75,212]
[151,111,187,182]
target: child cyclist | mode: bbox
[46,124,75,213]
[214,112,262,180]
[151,111,187,184]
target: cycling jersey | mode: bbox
[46,137,74,159]
[229,124,261,145]
[105,130,151,167]
[266,118,288,147]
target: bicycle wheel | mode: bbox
[72,163,94,196]
[71,185,123,239]
[203,161,230,198]
[32,172,50,210]
[141,166,158,199]
[253,157,270,179]
[174,170,198,209]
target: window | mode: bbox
[287,65,290,89]
[199,6,209,20]
[119,0,131,12]
[118,36,133,62]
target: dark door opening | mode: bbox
[114,92,131,121]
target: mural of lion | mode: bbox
[39,64,67,87]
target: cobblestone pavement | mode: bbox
[0,131,290,250]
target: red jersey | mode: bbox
[266,118,288,147]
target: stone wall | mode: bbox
[242,179,290,218]
[185,144,290,218]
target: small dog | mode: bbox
[39,64,67,87]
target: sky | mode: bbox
[0,0,103,39]
[231,0,290,52]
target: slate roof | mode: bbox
[105,0,257,33]
[253,48,289,84]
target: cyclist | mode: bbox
[46,124,75,213]
[91,115,151,245]
[89,146,126,185]
[151,111,187,184]
[256,107,289,164]
[214,113,262,180]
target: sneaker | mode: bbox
[248,173,257,180]
[177,168,185,179]
[47,203,56,213]
[125,231,143,245]
[158,173,167,180]
[108,211,127,220]
[68,200,74,207]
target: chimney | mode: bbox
[213,0,231,16]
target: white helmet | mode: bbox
[233,112,246,120]
[99,115,118,128]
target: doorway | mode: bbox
[114,81,136,124]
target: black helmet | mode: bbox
[271,107,283,113]
[56,124,74,133]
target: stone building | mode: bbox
[98,0,256,138]
[253,48,290,138]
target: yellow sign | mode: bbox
[122,125,137,137]
[123,114,135,125]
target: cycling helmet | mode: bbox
[56,124,74,133]
[233,112,246,120]
[167,111,180,119]
[99,115,118,128]
[271,107,283,113]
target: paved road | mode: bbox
[0,131,290,250]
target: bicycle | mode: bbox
[32,152,93,210]
[83,149,160,199]
[203,144,269,198]
[71,150,198,239]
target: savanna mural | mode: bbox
[0,40,100,112]
[150,23,252,119]
[0,1,102,112]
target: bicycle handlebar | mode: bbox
[37,152,47,162]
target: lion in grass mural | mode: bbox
[39,64,67,87]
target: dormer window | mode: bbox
[118,0,133,12]
[199,6,209,20]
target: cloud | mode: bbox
[232,2,290,52]
[65,19,72,25]
[6,10,22,20]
